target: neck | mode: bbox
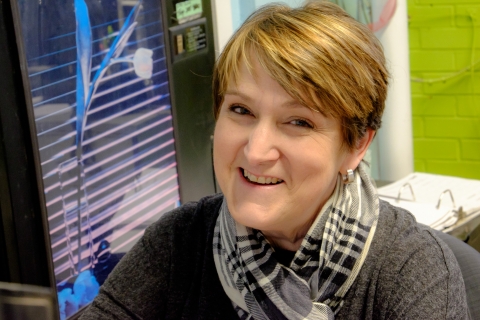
[262,229,307,252]
[261,208,321,251]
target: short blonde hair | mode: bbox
[213,0,389,149]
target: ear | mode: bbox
[340,128,375,173]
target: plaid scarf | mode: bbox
[213,162,379,319]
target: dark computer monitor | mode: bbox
[1,0,216,318]
[0,282,56,320]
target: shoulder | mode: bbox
[375,200,458,270]
[144,193,224,243]
[366,200,467,318]
[339,200,468,319]
[138,193,224,280]
[375,200,463,286]
[80,194,226,319]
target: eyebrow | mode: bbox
[224,90,306,109]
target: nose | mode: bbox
[244,121,280,165]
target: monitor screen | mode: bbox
[13,0,180,318]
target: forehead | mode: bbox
[227,57,274,87]
[220,48,330,118]
[225,58,303,105]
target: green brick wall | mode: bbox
[408,0,480,179]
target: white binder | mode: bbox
[377,172,480,237]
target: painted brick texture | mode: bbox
[408,0,480,179]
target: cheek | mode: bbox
[213,120,236,174]
[213,127,226,169]
[212,134,227,191]
[213,117,247,155]
[291,142,342,181]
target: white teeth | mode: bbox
[243,169,283,185]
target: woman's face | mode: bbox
[213,58,368,243]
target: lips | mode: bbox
[241,168,283,185]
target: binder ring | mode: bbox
[436,189,456,210]
[396,183,416,202]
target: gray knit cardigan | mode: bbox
[80,194,468,319]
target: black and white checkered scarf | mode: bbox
[213,162,379,319]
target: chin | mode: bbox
[226,200,281,231]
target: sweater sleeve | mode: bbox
[79,203,195,320]
[374,222,469,319]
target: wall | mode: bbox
[212,0,302,56]
[408,0,480,179]
[230,0,303,31]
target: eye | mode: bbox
[289,119,313,128]
[229,105,252,115]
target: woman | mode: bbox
[81,1,468,319]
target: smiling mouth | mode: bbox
[241,168,283,185]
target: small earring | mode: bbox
[342,169,354,184]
